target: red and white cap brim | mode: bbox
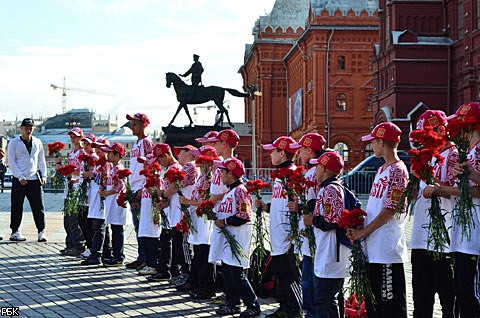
[289,142,302,149]
[213,160,225,169]
[262,144,277,151]
[360,134,375,142]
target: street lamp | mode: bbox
[248,84,262,177]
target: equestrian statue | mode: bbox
[166,58,249,127]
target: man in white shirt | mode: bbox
[7,118,47,242]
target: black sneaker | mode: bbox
[240,307,261,317]
[215,306,240,316]
[175,282,193,292]
[125,259,141,269]
[189,290,214,300]
[65,247,85,257]
[80,258,101,266]
[103,259,124,267]
[147,272,171,282]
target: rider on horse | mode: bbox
[181,54,204,98]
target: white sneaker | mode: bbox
[10,231,26,241]
[79,249,91,259]
[38,231,47,242]
[137,266,157,276]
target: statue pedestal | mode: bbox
[162,125,223,146]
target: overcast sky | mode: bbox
[0,0,277,130]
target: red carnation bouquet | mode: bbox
[407,127,448,257]
[271,166,315,254]
[95,156,109,209]
[48,141,65,157]
[344,293,367,318]
[49,142,66,189]
[165,168,196,234]
[115,168,133,211]
[58,164,79,216]
[338,208,375,306]
[78,154,97,205]
[140,162,167,227]
[447,116,480,239]
[247,179,271,280]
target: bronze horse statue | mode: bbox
[166,72,249,127]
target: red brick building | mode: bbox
[240,0,379,170]
[373,0,480,148]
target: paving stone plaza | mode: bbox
[0,192,442,317]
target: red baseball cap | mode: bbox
[290,133,326,151]
[195,131,219,144]
[137,153,157,165]
[447,102,480,121]
[101,142,126,156]
[191,145,218,158]
[361,122,402,142]
[173,145,198,157]
[153,143,171,157]
[68,127,84,138]
[82,133,97,144]
[126,113,150,126]
[207,129,240,147]
[262,136,298,154]
[213,157,245,178]
[416,110,447,130]
[309,152,344,175]
[92,138,109,148]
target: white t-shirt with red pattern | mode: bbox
[188,173,213,245]
[105,163,130,225]
[208,165,230,264]
[163,161,183,228]
[210,183,253,268]
[450,140,480,255]
[300,166,317,257]
[129,137,154,193]
[410,145,458,252]
[313,182,350,278]
[364,160,409,264]
[269,164,297,256]
[63,147,85,198]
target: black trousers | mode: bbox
[223,263,259,309]
[159,228,190,277]
[10,177,45,233]
[142,236,161,269]
[453,252,480,317]
[78,206,92,249]
[188,244,215,294]
[411,249,456,318]
[366,263,407,318]
[89,218,111,259]
[271,248,303,313]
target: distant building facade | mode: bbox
[241,0,379,170]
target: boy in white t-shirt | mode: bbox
[212,157,260,317]
[348,122,409,317]
[125,113,154,270]
[304,151,348,317]
[423,102,480,317]
[256,136,303,318]
[289,132,326,318]
[410,110,457,317]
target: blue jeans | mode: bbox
[313,276,344,318]
[302,256,315,318]
[110,224,124,261]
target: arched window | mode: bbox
[337,56,346,70]
[364,143,373,158]
[334,142,349,163]
[336,93,347,112]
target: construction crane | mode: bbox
[50,77,114,113]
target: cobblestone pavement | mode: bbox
[0,192,442,317]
